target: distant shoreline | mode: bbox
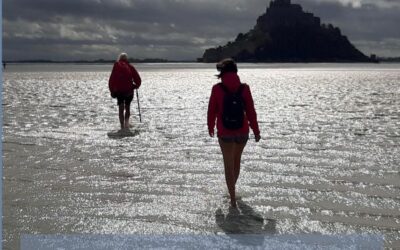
[3,56,400,64]
[2,59,196,64]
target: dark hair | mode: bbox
[216,58,237,78]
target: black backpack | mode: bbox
[219,83,245,130]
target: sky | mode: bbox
[3,0,400,61]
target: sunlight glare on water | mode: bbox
[3,63,400,249]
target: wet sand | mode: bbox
[3,63,400,249]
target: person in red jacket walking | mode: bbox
[109,53,142,129]
[207,58,261,208]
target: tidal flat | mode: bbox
[3,63,400,249]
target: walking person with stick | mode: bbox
[207,58,261,208]
[109,52,142,129]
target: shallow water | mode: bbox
[3,63,400,249]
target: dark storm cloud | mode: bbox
[299,0,400,39]
[4,0,261,23]
[3,0,400,60]
[297,0,400,56]
[4,0,267,60]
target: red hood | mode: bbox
[221,72,241,92]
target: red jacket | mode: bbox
[208,72,260,137]
[109,60,141,96]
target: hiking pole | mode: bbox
[136,89,142,122]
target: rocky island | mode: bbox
[201,0,373,62]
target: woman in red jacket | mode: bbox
[207,58,261,208]
[109,53,142,129]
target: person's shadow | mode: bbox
[215,198,276,247]
[107,129,139,139]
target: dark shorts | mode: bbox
[218,134,249,144]
[116,95,133,106]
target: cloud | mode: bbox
[3,0,400,60]
[296,0,400,56]
[354,38,400,57]
[304,0,400,9]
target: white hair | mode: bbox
[118,52,128,61]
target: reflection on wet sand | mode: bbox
[3,63,400,249]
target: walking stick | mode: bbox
[136,89,142,122]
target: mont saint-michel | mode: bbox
[201,0,373,63]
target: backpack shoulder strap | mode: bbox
[218,82,245,94]
[237,84,245,95]
[236,84,246,107]
[218,82,228,93]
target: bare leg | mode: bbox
[234,142,247,185]
[219,138,237,208]
[124,104,131,128]
[118,104,125,129]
